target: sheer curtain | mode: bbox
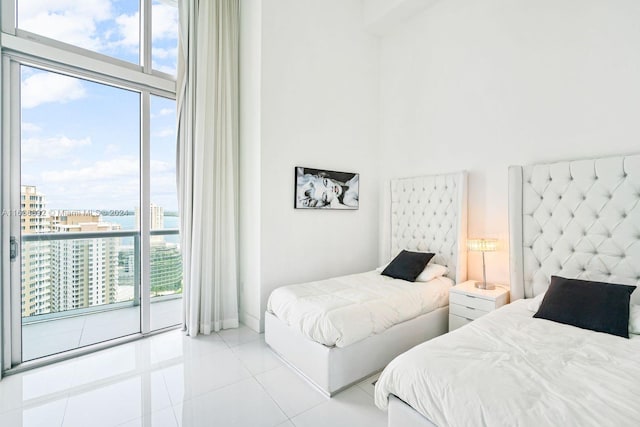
[177,0,239,336]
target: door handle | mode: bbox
[10,236,18,262]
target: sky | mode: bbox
[18,0,179,215]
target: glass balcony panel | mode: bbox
[150,95,181,331]
[21,233,141,361]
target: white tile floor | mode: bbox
[22,298,183,361]
[0,325,387,427]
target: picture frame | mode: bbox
[294,167,359,210]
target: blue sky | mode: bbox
[19,1,178,215]
[18,0,178,72]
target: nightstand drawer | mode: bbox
[450,292,496,311]
[449,314,472,331]
[450,303,489,320]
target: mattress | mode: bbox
[266,271,451,347]
[374,299,640,426]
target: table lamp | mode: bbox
[467,238,498,290]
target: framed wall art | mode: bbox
[294,167,359,210]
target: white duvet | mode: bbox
[375,299,640,426]
[266,271,451,348]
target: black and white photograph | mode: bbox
[295,167,359,209]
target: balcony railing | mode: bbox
[21,229,181,325]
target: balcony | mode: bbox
[22,297,181,361]
[21,229,182,361]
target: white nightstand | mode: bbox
[449,280,509,331]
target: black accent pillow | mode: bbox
[533,275,637,338]
[381,250,435,282]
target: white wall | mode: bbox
[239,0,262,331]
[378,0,640,285]
[363,0,439,35]
[240,0,380,331]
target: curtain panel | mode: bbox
[177,0,240,336]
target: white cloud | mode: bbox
[22,136,91,162]
[41,156,139,183]
[154,0,178,7]
[114,3,177,51]
[20,12,102,51]
[153,128,176,138]
[151,160,173,174]
[22,122,42,133]
[152,47,169,59]
[152,46,177,62]
[151,108,174,118]
[19,0,112,21]
[114,11,139,47]
[22,72,86,109]
[104,144,120,155]
[18,0,113,51]
[152,62,177,76]
[22,174,38,186]
[18,1,176,62]
[150,159,176,201]
[150,173,178,197]
[151,3,178,41]
[45,179,140,210]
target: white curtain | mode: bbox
[177,0,239,336]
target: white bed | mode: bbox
[267,271,452,347]
[265,171,468,396]
[375,153,640,426]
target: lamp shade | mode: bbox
[467,238,498,252]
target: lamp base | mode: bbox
[474,281,495,290]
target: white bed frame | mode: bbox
[265,171,468,396]
[388,153,640,426]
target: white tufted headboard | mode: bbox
[390,172,468,283]
[509,154,640,304]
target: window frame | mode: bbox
[1,0,177,81]
[0,0,179,373]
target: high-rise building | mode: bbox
[49,214,120,312]
[150,242,182,296]
[135,203,165,244]
[20,185,51,317]
[49,212,100,232]
[134,203,165,230]
[117,246,136,302]
[126,204,182,297]
[151,204,164,230]
[117,240,183,299]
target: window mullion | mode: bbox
[140,91,151,334]
[1,0,16,35]
[1,33,175,95]
[141,0,152,74]
[7,58,21,367]
[1,54,11,373]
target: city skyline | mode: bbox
[20,185,182,318]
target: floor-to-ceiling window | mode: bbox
[1,0,180,371]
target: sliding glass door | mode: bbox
[18,66,142,361]
[1,0,180,371]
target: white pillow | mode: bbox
[376,263,449,282]
[629,305,640,335]
[526,292,546,312]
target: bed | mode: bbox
[265,171,468,396]
[375,153,640,426]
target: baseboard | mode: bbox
[240,311,261,332]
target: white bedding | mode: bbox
[266,271,451,348]
[375,299,640,426]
